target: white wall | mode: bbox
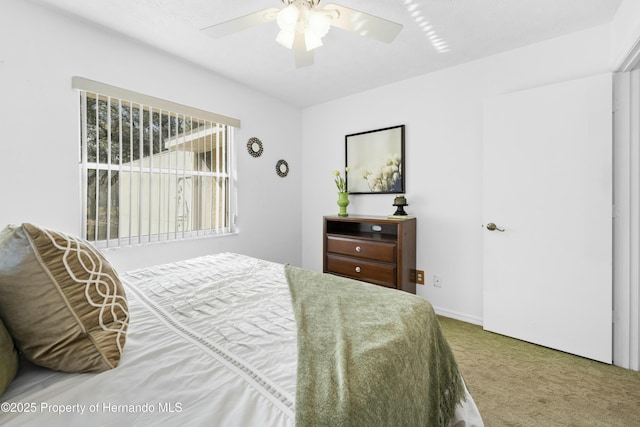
[301,25,611,324]
[0,0,302,271]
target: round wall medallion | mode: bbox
[276,159,289,177]
[247,137,263,157]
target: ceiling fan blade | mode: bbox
[323,4,403,43]
[293,32,314,68]
[201,8,279,39]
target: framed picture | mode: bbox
[345,125,405,194]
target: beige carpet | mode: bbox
[438,316,640,426]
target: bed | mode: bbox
[0,224,483,426]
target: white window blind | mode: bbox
[74,77,239,247]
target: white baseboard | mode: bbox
[432,306,483,326]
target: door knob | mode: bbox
[486,222,505,232]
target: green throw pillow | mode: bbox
[0,223,129,372]
[0,317,19,396]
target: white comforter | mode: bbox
[0,253,482,426]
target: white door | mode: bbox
[483,74,612,363]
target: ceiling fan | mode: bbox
[201,0,403,68]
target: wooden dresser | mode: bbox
[323,215,417,293]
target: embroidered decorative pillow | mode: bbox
[0,223,128,372]
[0,317,19,395]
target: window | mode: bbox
[74,77,239,247]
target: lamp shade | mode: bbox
[276,28,296,49]
[277,4,300,31]
[307,11,331,38]
[304,30,323,51]
[275,2,333,51]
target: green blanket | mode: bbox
[285,265,465,427]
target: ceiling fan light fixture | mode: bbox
[276,3,300,49]
[202,0,403,67]
[275,4,332,51]
[304,30,323,51]
[276,3,303,49]
[276,28,296,49]
[302,9,331,51]
[307,10,331,38]
[277,3,300,29]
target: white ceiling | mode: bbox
[31,0,623,107]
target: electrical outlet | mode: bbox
[416,270,424,284]
[433,275,442,288]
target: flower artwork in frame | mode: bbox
[345,125,405,194]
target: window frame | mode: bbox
[74,77,239,248]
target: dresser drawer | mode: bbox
[326,236,396,263]
[326,255,397,288]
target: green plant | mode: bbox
[333,167,349,192]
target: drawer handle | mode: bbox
[355,246,362,253]
[355,266,361,273]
